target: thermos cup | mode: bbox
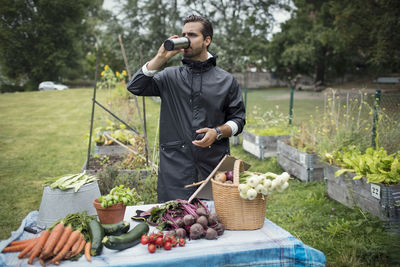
[163,37,190,51]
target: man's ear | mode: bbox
[204,36,211,47]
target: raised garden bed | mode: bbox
[325,164,400,232]
[277,139,324,182]
[242,130,289,160]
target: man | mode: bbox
[127,14,245,202]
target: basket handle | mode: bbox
[233,160,244,185]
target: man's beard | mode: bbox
[183,43,204,60]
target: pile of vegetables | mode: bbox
[140,231,186,254]
[43,173,98,192]
[138,199,225,240]
[214,170,234,184]
[2,212,96,265]
[97,185,143,208]
[238,171,290,200]
[327,146,400,184]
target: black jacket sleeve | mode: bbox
[225,78,246,135]
[127,68,161,97]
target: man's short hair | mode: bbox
[184,14,213,46]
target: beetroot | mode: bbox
[189,223,204,240]
[205,228,218,240]
[167,229,176,236]
[175,218,184,228]
[196,207,208,217]
[183,214,196,226]
[197,215,208,229]
[212,223,225,236]
[175,228,186,238]
[207,213,219,226]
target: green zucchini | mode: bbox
[102,222,149,250]
[89,219,105,256]
[102,221,130,236]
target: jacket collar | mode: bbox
[181,52,217,73]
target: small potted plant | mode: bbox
[93,185,143,224]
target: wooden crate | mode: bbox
[242,130,289,160]
[325,164,400,231]
[277,139,324,182]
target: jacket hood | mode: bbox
[181,54,217,73]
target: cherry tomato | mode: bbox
[156,231,164,238]
[163,241,172,250]
[149,233,157,244]
[178,237,186,247]
[148,243,156,253]
[141,235,149,245]
[164,235,172,243]
[170,236,178,247]
[155,236,164,247]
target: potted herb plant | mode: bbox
[93,185,143,224]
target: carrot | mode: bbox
[53,225,72,255]
[18,239,38,259]
[9,238,37,246]
[84,241,92,262]
[40,222,65,259]
[2,243,29,253]
[70,239,86,258]
[66,233,83,259]
[28,230,50,265]
[50,229,81,264]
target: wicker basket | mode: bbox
[211,159,267,230]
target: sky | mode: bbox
[102,0,291,35]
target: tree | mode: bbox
[0,0,103,91]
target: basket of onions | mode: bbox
[211,159,290,230]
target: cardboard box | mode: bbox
[188,155,250,202]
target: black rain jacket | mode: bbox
[127,55,245,202]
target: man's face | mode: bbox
[182,22,210,60]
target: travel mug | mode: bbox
[163,37,190,51]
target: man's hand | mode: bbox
[192,128,217,148]
[147,35,183,71]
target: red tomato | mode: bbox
[149,233,157,244]
[164,235,172,243]
[141,235,149,245]
[178,237,186,247]
[163,241,172,250]
[155,236,164,247]
[148,243,156,253]
[170,236,178,247]
[156,231,164,238]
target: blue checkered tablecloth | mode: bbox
[0,203,325,267]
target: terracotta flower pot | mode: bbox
[93,198,126,224]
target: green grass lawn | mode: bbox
[0,88,398,266]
